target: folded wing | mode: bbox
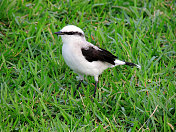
[81,46,117,65]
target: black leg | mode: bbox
[93,81,98,98]
[74,80,83,96]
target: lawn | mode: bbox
[0,0,175,131]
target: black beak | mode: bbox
[54,31,64,35]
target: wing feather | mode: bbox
[81,46,117,65]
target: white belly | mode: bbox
[62,44,109,76]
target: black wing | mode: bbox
[81,46,117,65]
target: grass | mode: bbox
[0,0,175,131]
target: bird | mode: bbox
[54,25,141,98]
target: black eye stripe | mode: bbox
[61,31,84,36]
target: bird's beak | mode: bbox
[54,31,64,35]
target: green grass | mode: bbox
[0,0,175,131]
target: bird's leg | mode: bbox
[93,76,99,98]
[74,80,83,96]
[77,80,83,90]
[74,74,84,96]
[93,81,98,98]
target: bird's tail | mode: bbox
[114,59,141,69]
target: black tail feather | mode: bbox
[125,62,141,69]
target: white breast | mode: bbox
[62,44,82,73]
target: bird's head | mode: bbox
[54,25,85,44]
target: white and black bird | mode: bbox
[54,25,141,97]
